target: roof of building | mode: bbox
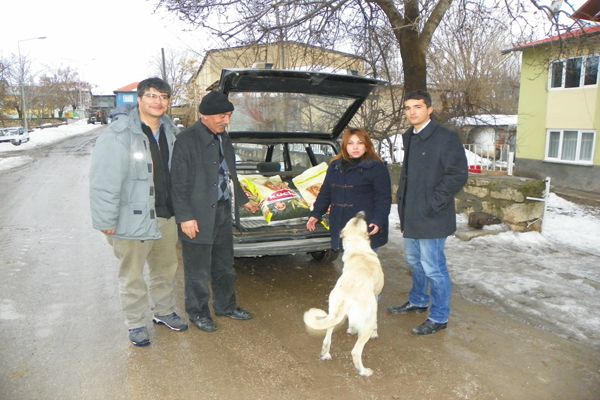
[572,0,600,22]
[114,82,139,93]
[502,25,600,53]
[450,114,518,127]
[191,40,366,84]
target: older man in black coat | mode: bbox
[170,91,257,333]
[388,90,468,336]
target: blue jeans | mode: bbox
[404,238,451,324]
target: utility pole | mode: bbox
[161,48,167,83]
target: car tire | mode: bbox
[310,250,339,263]
[11,140,21,146]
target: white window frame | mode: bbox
[544,129,596,165]
[122,94,136,104]
[548,54,599,89]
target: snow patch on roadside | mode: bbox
[0,156,33,171]
[0,299,23,320]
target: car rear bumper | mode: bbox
[234,237,331,257]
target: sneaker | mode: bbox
[129,327,151,346]
[387,301,428,314]
[152,312,189,331]
[411,319,447,336]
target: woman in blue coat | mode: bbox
[306,128,391,251]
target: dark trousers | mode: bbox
[181,201,236,319]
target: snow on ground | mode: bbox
[2,121,599,347]
[389,195,600,347]
[0,120,99,171]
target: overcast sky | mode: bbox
[2,0,214,94]
[2,0,590,95]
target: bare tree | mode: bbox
[38,67,86,118]
[4,54,34,120]
[0,55,56,122]
[342,7,406,161]
[0,58,13,120]
[154,0,456,92]
[0,55,95,123]
[428,0,521,121]
[150,0,588,162]
[153,0,581,89]
[151,48,199,105]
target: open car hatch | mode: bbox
[218,69,386,140]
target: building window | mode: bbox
[549,55,599,88]
[564,58,582,87]
[546,129,596,164]
[551,62,563,88]
[585,56,599,85]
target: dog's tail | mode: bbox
[304,300,348,331]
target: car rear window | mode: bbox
[227,92,354,136]
[234,142,335,172]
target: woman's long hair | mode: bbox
[332,128,383,163]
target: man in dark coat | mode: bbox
[170,91,257,333]
[387,90,468,335]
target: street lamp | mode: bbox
[17,36,47,132]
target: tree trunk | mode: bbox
[373,0,429,92]
[399,34,427,92]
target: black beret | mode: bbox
[198,91,234,115]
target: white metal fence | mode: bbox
[463,144,514,175]
[379,140,515,175]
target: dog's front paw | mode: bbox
[320,353,332,361]
[359,367,373,377]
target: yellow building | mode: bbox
[506,25,600,192]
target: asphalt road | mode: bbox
[1,130,599,400]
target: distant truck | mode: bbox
[88,110,108,125]
[0,126,30,146]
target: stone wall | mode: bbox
[455,175,547,232]
[387,164,547,232]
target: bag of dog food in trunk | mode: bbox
[238,175,264,219]
[292,162,328,209]
[241,175,311,223]
[291,162,331,230]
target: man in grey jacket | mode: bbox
[388,90,468,335]
[89,77,188,347]
[171,91,257,333]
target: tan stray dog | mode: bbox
[303,212,384,376]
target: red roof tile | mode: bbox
[114,82,139,93]
[504,25,600,53]
[572,0,600,22]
